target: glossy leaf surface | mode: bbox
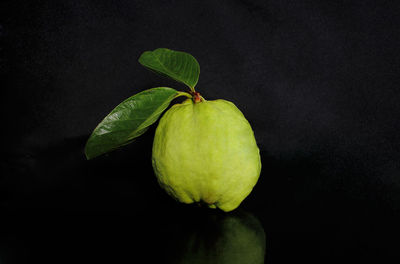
[85,87,178,159]
[139,48,200,90]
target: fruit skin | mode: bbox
[152,98,261,212]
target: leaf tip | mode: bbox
[138,50,152,64]
[84,140,95,160]
[84,147,92,160]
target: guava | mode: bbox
[152,97,261,212]
[85,48,262,212]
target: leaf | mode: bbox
[139,48,200,90]
[85,87,178,160]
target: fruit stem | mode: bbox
[190,91,205,103]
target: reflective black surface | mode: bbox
[2,0,400,263]
[1,135,400,263]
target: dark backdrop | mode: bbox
[1,0,400,263]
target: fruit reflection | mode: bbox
[163,208,266,264]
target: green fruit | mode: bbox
[85,48,262,212]
[152,98,261,212]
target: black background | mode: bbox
[1,0,400,263]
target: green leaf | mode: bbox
[85,87,178,160]
[139,48,200,90]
